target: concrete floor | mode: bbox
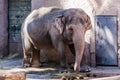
[0,57,120,80]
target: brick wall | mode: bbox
[8,0,31,55]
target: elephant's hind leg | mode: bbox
[31,49,41,68]
[23,51,32,67]
[22,38,33,68]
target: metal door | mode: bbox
[96,16,117,66]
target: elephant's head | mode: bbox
[54,8,92,72]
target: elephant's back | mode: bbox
[23,7,63,38]
[23,7,63,35]
[25,7,62,23]
[21,7,64,49]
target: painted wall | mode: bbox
[0,0,8,58]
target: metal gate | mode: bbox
[96,15,118,66]
[8,0,31,53]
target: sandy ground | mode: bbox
[1,56,120,80]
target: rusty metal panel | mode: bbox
[96,16,117,66]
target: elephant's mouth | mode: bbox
[68,40,73,44]
[63,37,73,44]
[69,44,75,55]
[66,35,73,44]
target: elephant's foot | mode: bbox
[31,60,42,68]
[31,64,42,68]
[80,66,91,72]
[59,68,68,73]
[23,63,30,68]
[68,64,91,72]
[69,63,80,72]
[59,67,73,73]
[23,59,31,68]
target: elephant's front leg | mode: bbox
[31,49,41,67]
[56,42,71,72]
[50,28,69,72]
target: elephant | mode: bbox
[21,7,92,72]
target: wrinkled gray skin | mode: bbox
[21,7,92,72]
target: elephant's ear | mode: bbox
[54,15,66,34]
[84,15,92,31]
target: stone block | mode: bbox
[0,72,26,80]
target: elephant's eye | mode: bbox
[67,16,72,24]
[79,18,84,25]
[68,28,73,34]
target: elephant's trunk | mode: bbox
[72,27,85,72]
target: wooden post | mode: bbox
[0,72,26,80]
[117,10,120,68]
[90,9,96,67]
